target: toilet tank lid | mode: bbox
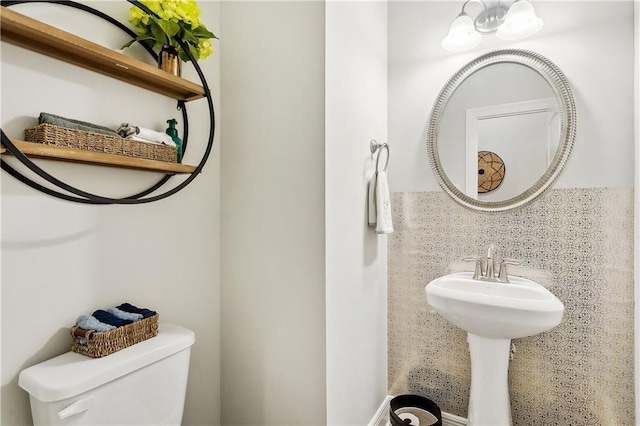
[18,323,195,402]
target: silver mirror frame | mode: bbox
[427,49,577,213]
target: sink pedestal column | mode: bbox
[466,333,512,426]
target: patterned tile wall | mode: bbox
[388,188,635,425]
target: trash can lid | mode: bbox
[389,394,442,426]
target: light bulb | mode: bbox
[442,12,482,52]
[496,0,544,40]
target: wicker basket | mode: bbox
[25,123,177,163]
[70,314,159,358]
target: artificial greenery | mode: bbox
[123,0,217,62]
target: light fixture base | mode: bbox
[474,5,509,34]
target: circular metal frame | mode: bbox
[426,49,577,213]
[0,0,215,204]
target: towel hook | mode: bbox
[370,139,389,173]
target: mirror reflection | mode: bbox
[439,63,559,201]
[427,49,577,212]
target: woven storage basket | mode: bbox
[70,314,159,358]
[25,123,177,163]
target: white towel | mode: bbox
[118,123,176,147]
[367,172,377,227]
[135,126,176,146]
[128,135,161,145]
[375,171,394,234]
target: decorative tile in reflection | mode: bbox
[387,188,635,425]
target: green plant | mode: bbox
[123,0,218,62]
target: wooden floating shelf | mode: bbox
[1,140,198,175]
[0,7,206,102]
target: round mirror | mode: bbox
[427,49,577,212]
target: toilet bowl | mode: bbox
[19,323,195,425]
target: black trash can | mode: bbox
[389,394,442,426]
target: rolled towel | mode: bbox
[76,314,116,332]
[92,309,133,327]
[116,302,157,319]
[117,123,136,137]
[39,112,121,138]
[128,135,163,145]
[117,123,176,147]
[132,132,176,147]
[136,126,175,146]
[107,307,143,321]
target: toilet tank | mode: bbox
[19,323,195,426]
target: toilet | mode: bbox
[19,323,195,425]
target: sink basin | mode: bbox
[425,271,564,339]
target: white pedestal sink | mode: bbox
[425,271,564,426]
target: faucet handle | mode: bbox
[463,257,484,279]
[497,258,522,283]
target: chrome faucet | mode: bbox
[465,244,520,283]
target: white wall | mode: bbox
[0,2,221,425]
[220,2,389,424]
[325,2,389,425]
[389,0,635,193]
[219,2,327,425]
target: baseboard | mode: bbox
[441,412,467,426]
[369,395,468,426]
[369,395,394,426]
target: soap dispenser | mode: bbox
[165,119,183,163]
